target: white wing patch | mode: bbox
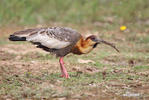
[26,33,70,49]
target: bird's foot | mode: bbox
[60,74,65,77]
[60,74,69,78]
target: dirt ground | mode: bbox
[0,26,149,100]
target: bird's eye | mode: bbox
[90,36,96,41]
[86,35,97,41]
[91,37,95,40]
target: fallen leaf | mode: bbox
[78,59,95,64]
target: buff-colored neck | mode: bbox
[72,37,96,54]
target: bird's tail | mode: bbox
[9,35,26,41]
[9,28,42,41]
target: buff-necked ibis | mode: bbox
[9,27,119,78]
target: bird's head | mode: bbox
[86,35,119,52]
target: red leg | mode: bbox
[59,57,69,78]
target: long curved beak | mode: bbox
[97,39,120,52]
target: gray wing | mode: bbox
[13,27,81,49]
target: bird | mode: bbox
[9,27,119,78]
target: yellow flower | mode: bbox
[120,25,127,31]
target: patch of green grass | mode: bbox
[0,39,9,45]
[127,34,149,44]
[0,59,148,100]
[93,62,105,68]
[137,36,149,44]
[0,70,103,99]
[122,51,149,62]
[0,0,149,26]
[0,37,10,45]
[134,65,149,70]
